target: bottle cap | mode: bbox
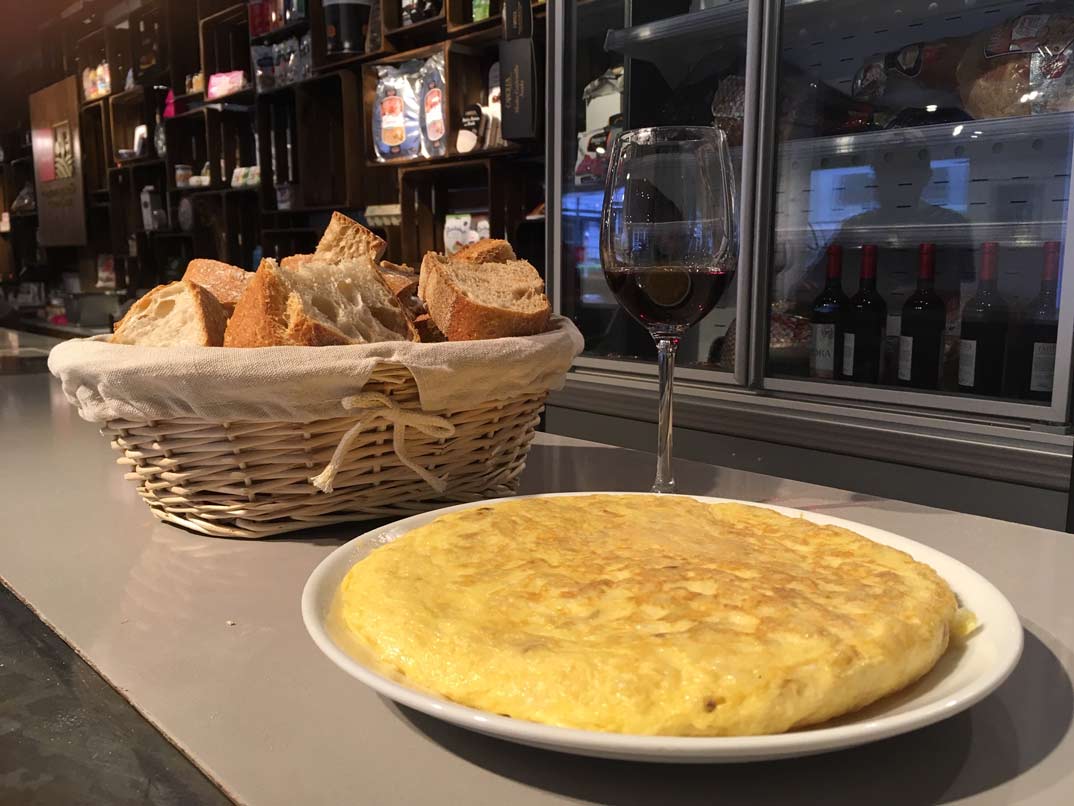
[1044,241,1061,282]
[918,242,935,280]
[861,244,877,279]
[826,243,842,280]
[980,241,998,282]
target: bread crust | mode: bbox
[224,259,352,347]
[315,212,387,263]
[280,254,314,272]
[418,253,550,341]
[182,259,251,312]
[112,280,228,346]
[451,239,516,264]
[225,256,417,346]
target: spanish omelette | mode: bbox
[335,494,972,736]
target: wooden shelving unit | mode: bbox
[3,0,548,292]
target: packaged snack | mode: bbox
[417,53,448,157]
[372,64,422,161]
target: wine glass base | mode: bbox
[650,479,677,494]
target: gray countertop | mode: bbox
[2,371,1073,806]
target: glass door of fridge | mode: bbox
[554,1,759,383]
[758,0,1074,424]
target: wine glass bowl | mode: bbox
[600,126,738,492]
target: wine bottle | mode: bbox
[843,244,886,383]
[958,242,1009,396]
[898,243,946,389]
[810,244,849,379]
[1013,241,1061,401]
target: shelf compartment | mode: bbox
[75,26,130,105]
[397,158,541,265]
[363,41,498,167]
[200,3,252,99]
[383,3,448,50]
[80,100,113,195]
[108,86,166,163]
[446,0,502,35]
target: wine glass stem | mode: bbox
[653,336,679,494]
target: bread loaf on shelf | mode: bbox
[224,256,416,347]
[181,259,252,314]
[418,253,550,341]
[111,280,229,347]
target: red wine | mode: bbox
[604,267,732,334]
[899,243,946,390]
[958,242,1009,396]
[1011,241,1061,401]
[810,244,850,379]
[844,244,886,383]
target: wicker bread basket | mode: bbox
[49,318,582,538]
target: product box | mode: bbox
[502,0,533,40]
[499,37,541,142]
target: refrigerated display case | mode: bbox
[548,0,1074,517]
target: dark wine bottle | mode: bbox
[958,242,1009,396]
[843,243,886,383]
[1013,241,1061,401]
[899,243,946,390]
[809,245,849,379]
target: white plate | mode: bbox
[301,493,1023,763]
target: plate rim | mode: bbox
[301,492,1024,761]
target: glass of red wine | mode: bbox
[600,126,737,493]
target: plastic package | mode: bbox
[372,64,422,161]
[417,53,448,157]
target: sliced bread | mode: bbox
[224,256,416,347]
[111,280,228,347]
[418,253,550,340]
[279,254,313,272]
[451,238,516,264]
[181,259,252,313]
[315,212,386,263]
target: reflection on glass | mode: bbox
[769,2,1071,404]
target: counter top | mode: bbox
[2,371,1073,805]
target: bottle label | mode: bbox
[811,324,835,378]
[424,87,445,140]
[380,96,406,147]
[1030,342,1057,393]
[842,333,855,377]
[898,335,913,381]
[958,339,976,387]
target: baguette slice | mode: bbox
[418,253,550,340]
[413,313,446,343]
[377,260,422,315]
[111,280,228,347]
[451,238,516,264]
[224,256,416,347]
[315,212,386,263]
[280,254,313,272]
[182,259,252,313]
